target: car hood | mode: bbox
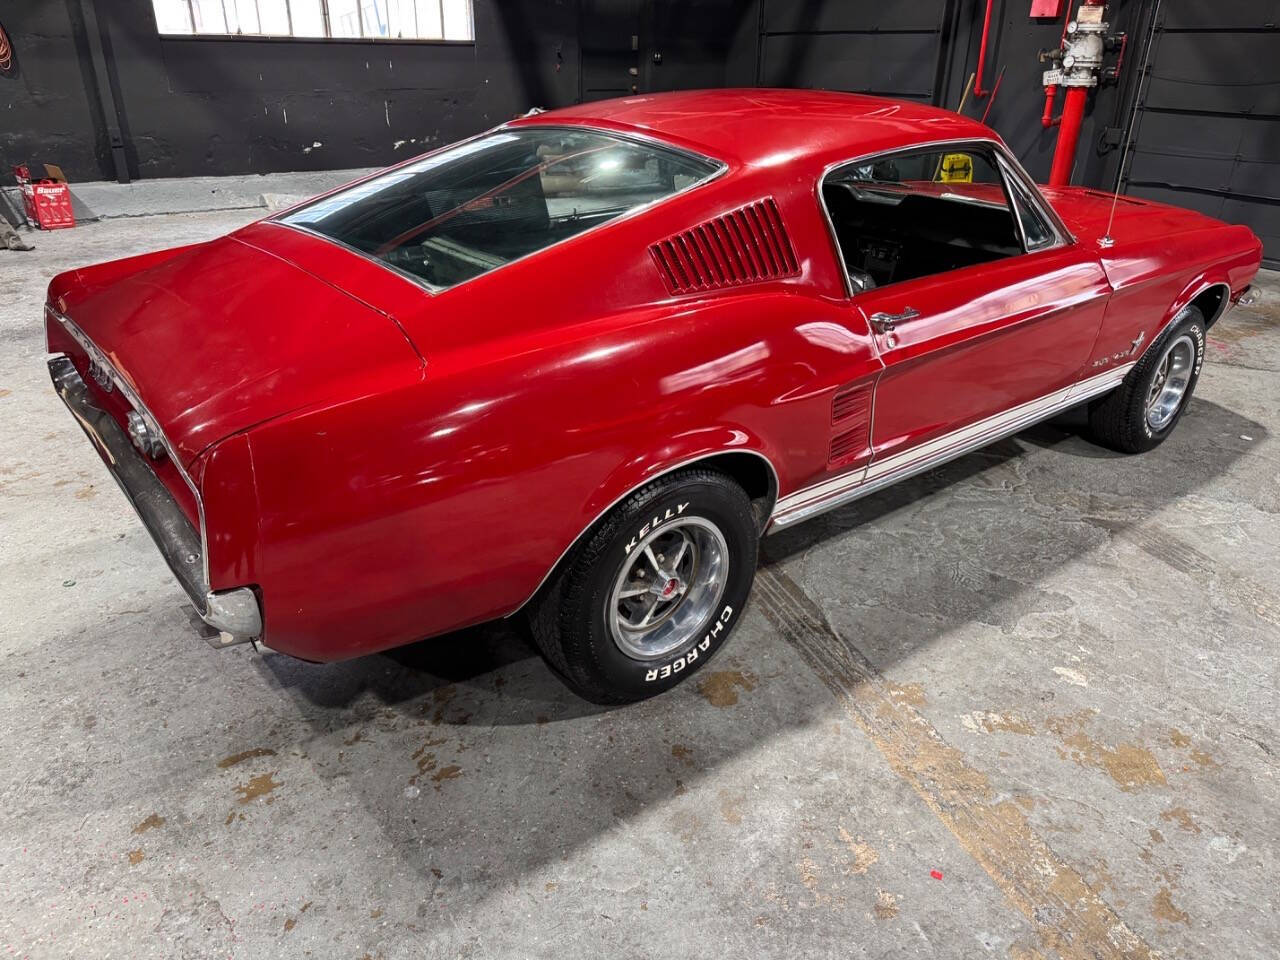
[54,233,425,467]
[1038,185,1221,245]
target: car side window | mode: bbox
[822,146,1024,293]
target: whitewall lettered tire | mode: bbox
[528,469,758,703]
[1088,306,1206,454]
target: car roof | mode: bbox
[510,88,999,171]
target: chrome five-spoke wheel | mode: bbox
[1145,333,1196,431]
[608,517,729,661]
[528,468,757,703]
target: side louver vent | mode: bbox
[831,383,871,426]
[829,383,872,466]
[829,427,867,465]
[650,198,800,295]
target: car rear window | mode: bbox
[278,127,722,291]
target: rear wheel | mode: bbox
[1088,306,1206,454]
[528,469,758,703]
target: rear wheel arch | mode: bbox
[689,450,778,531]
[513,446,779,617]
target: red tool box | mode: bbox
[13,164,76,230]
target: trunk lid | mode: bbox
[57,233,425,466]
[1039,185,1221,245]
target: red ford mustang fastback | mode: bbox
[47,90,1261,702]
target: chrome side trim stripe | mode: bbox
[774,463,870,516]
[769,363,1135,530]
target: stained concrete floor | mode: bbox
[1,212,1277,960]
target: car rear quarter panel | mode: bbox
[242,168,877,660]
[201,432,262,591]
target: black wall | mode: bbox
[752,3,951,103]
[0,0,1190,186]
[720,0,1146,188]
[724,0,1276,261]
[939,0,1146,189]
[2,0,1275,263]
[0,0,579,181]
[1,3,106,180]
[1121,6,1280,264]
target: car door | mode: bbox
[821,142,1112,479]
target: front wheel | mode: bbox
[528,469,759,703]
[1088,306,1206,454]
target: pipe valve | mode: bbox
[1042,3,1113,89]
[1042,0,1127,185]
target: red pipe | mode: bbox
[1112,31,1128,81]
[1049,86,1088,185]
[973,0,996,96]
[981,66,1005,124]
[1041,84,1059,127]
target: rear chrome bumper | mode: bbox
[48,355,262,641]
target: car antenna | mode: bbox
[1101,0,1161,249]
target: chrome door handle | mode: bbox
[868,307,919,333]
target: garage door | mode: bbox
[1122,6,1280,266]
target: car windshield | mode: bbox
[278,127,721,291]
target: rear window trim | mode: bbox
[269,124,729,296]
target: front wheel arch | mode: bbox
[1189,283,1230,330]
[1154,281,1230,347]
[1088,305,1206,453]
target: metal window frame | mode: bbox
[815,137,1074,299]
[161,0,473,41]
[270,122,729,297]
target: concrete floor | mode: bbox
[1,213,1277,960]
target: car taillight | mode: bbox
[127,409,167,460]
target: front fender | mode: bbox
[1093,224,1260,370]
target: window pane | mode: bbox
[386,0,415,38]
[191,0,228,33]
[152,0,194,33]
[290,0,326,36]
[153,0,470,38]
[258,0,291,34]
[822,147,1021,290]
[225,0,261,34]
[441,0,471,40]
[413,0,443,38]
[361,0,390,37]
[281,129,720,290]
[328,0,363,36]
